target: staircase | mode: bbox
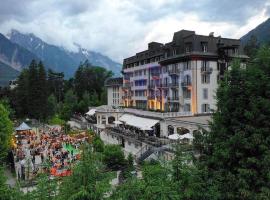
[135,145,171,164]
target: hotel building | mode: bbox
[120,30,248,114]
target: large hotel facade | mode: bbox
[113,30,248,114]
[93,30,248,161]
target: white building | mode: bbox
[105,77,123,107]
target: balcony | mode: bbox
[181,81,191,87]
[150,72,160,77]
[201,67,213,74]
[123,82,132,88]
[168,68,180,75]
[169,82,179,88]
[158,83,169,88]
[167,96,179,101]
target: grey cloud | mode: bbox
[0,0,36,22]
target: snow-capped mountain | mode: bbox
[8,30,122,77]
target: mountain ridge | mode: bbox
[8,30,122,77]
[241,18,270,44]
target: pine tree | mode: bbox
[0,104,13,163]
[200,54,270,199]
[37,61,48,120]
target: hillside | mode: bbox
[8,30,121,77]
[0,61,19,86]
[0,33,40,71]
[241,18,270,44]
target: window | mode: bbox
[173,49,176,56]
[201,60,209,71]
[185,43,192,53]
[201,74,210,84]
[183,89,191,99]
[203,88,208,99]
[163,66,168,73]
[201,104,210,113]
[201,42,208,52]
[184,104,191,112]
[183,61,190,70]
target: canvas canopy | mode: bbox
[16,122,32,131]
[119,114,159,130]
[86,109,96,116]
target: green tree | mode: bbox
[92,136,104,153]
[0,104,13,163]
[30,174,57,200]
[103,145,126,171]
[58,145,114,200]
[60,89,77,121]
[47,94,58,118]
[199,55,270,199]
[244,35,259,58]
[77,92,91,113]
[74,60,112,102]
[37,61,48,120]
[12,69,29,118]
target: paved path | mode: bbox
[4,168,17,187]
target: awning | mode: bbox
[86,109,96,116]
[16,122,31,131]
[119,114,159,130]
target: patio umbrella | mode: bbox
[113,121,123,125]
[168,133,181,140]
[179,133,194,140]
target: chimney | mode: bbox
[209,32,214,37]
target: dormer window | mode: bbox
[233,48,238,55]
[185,43,192,53]
[201,42,208,52]
[173,49,177,56]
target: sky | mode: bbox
[0,0,269,62]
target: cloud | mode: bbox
[0,0,269,62]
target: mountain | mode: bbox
[0,61,19,86]
[8,30,122,77]
[241,18,270,44]
[0,33,40,71]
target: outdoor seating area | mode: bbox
[13,122,90,181]
[107,126,170,147]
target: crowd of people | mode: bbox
[13,125,89,180]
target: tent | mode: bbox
[16,122,32,131]
[85,109,96,116]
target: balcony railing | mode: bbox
[167,96,179,101]
[201,67,213,74]
[123,83,132,88]
[158,83,169,88]
[151,72,160,77]
[168,68,180,75]
[123,108,192,119]
[169,82,179,88]
[181,81,191,87]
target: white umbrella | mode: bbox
[179,133,194,140]
[168,133,181,140]
[113,121,123,125]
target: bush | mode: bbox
[93,136,104,152]
[103,145,126,170]
[48,114,65,125]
